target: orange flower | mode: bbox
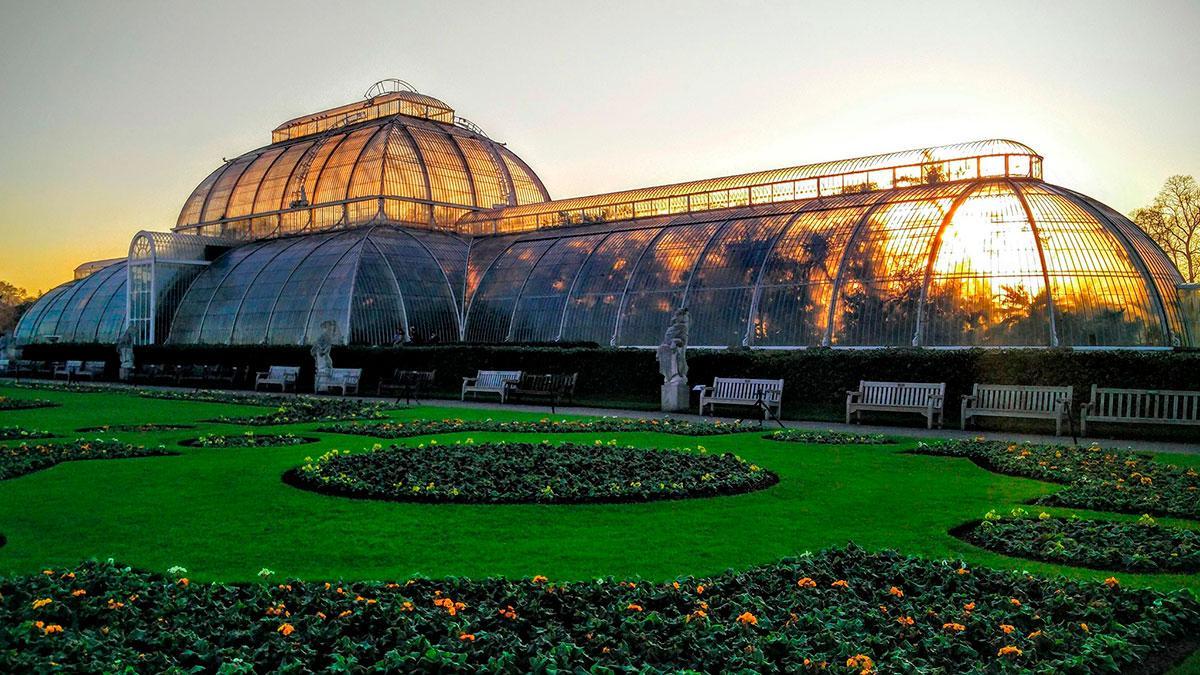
[696,585,705,594]
[942,622,966,632]
[1009,598,1021,607]
[42,624,64,635]
[532,575,548,584]
[71,589,87,597]
[831,580,849,589]
[1027,630,1043,639]
[956,567,970,575]
[626,603,644,612]
[277,623,295,636]
[31,598,52,610]
[999,624,1015,634]
[178,578,189,587]
[337,610,352,619]
[997,645,1023,657]
[896,616,915,626]
[316,612,327,620]
[1104,577,1120,589]
[401,601,415,612]
[736,611,758,626]
[888,586,904,598]
[498,605,517,620]
[846,654,874,674]
[459,633,475,642]
[672,581,680,590]
[106,599,124,610]
[1080,623,1090,632]
[796,577,816,589]
[963,602,975,612]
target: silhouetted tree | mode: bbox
[1131,175,1200,282]
[0,281,35,334]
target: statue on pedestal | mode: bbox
[117,325,136,381]
[657,307,690,411]
[311,320,338,389]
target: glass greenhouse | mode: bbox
[15,84,1196,349]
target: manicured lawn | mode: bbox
[4,383,1200,671]
[0,383,1196,595]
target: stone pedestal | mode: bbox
[661,379,690,412]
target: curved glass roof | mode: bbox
[14,261,128,344]
[174,95,549,241]
[464,178,1183,348]
[166,226,468,346]
[458,139,1042,236]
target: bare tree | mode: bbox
[1131,175,1200,283]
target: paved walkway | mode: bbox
[6,378,1198,455]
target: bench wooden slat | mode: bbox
[1081,384,1200,435]
[961,383,1072,435]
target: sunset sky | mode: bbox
[1,0,1197,294]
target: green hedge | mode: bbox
[18,344,1200,422]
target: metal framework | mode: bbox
[125,231,238,344]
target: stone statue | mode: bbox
[657,307,690,411]
[657,307,689,383]
[116,325,136,381]
[311,320,338,377]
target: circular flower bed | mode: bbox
[764,429,894,445]
[285,441,778,504]
[955,510,1200,574]
[0,396,58,412]
[180,432,317,449]
[321,417,749,439]
[1,439,175,481]
[76,424,194,433]
[0,426,54,441]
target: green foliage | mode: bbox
[289,441,776,504]
[765,429,893,445]
[965,513,1200,574]
[141,392,391,426]
[913,440,1200,519]
[4,546,1198,672]
[0,439,174,481]
[76,424,194,433]
[320,417,750,439]
[186,433,314,449]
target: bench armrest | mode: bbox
[960,394,977,402]
[698,385,713,396]
[845,390,861,403]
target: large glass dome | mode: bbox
[174,90,549,240]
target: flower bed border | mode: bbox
[763,429,895,445]
[284,442,779,505]
[75,424,195,433]
[180,434,319,449]
[0,426,55,441]
[319,417,750,439]
[0,397,60,412]
[1,440,177,481]
[950,516,1200,574]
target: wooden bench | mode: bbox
[255,365,299,392]
[1080,385,1200,436]
[315,368,361,396]
[379,369,436,403]
[698,377,784,420]
[53,360,103,382]
[961,384,1073,436]
[504,373,578,412]
[462,370,522,403]
[846,380,945,429]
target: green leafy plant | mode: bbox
[184,432,315,449]
[287,441,777,504]
[0,395,58,412]
[0,426,54,441]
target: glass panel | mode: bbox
[407,126,474,206]
[371,229,461,345]
[226,148,283,219]
[200,154,257,224]
[687,213,793,347]
[313,126,377,206]
[499,148,548,205]
[922,183,1050,346]
[382,127,429,201]
[269,233,362,346]
[618,221,721,345]
[464,239,555,342]
[510,233,607,342]
[177,165,226,228]
[454,135,508,208]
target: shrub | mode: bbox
[287,441,777,504]
[0,439,174,480]
[912,440,1200,520]
[764,429,894,445]
[3,546,1198,672]
[75,424,194,433]
[320,417,751,439]
[960,511,1200,573]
